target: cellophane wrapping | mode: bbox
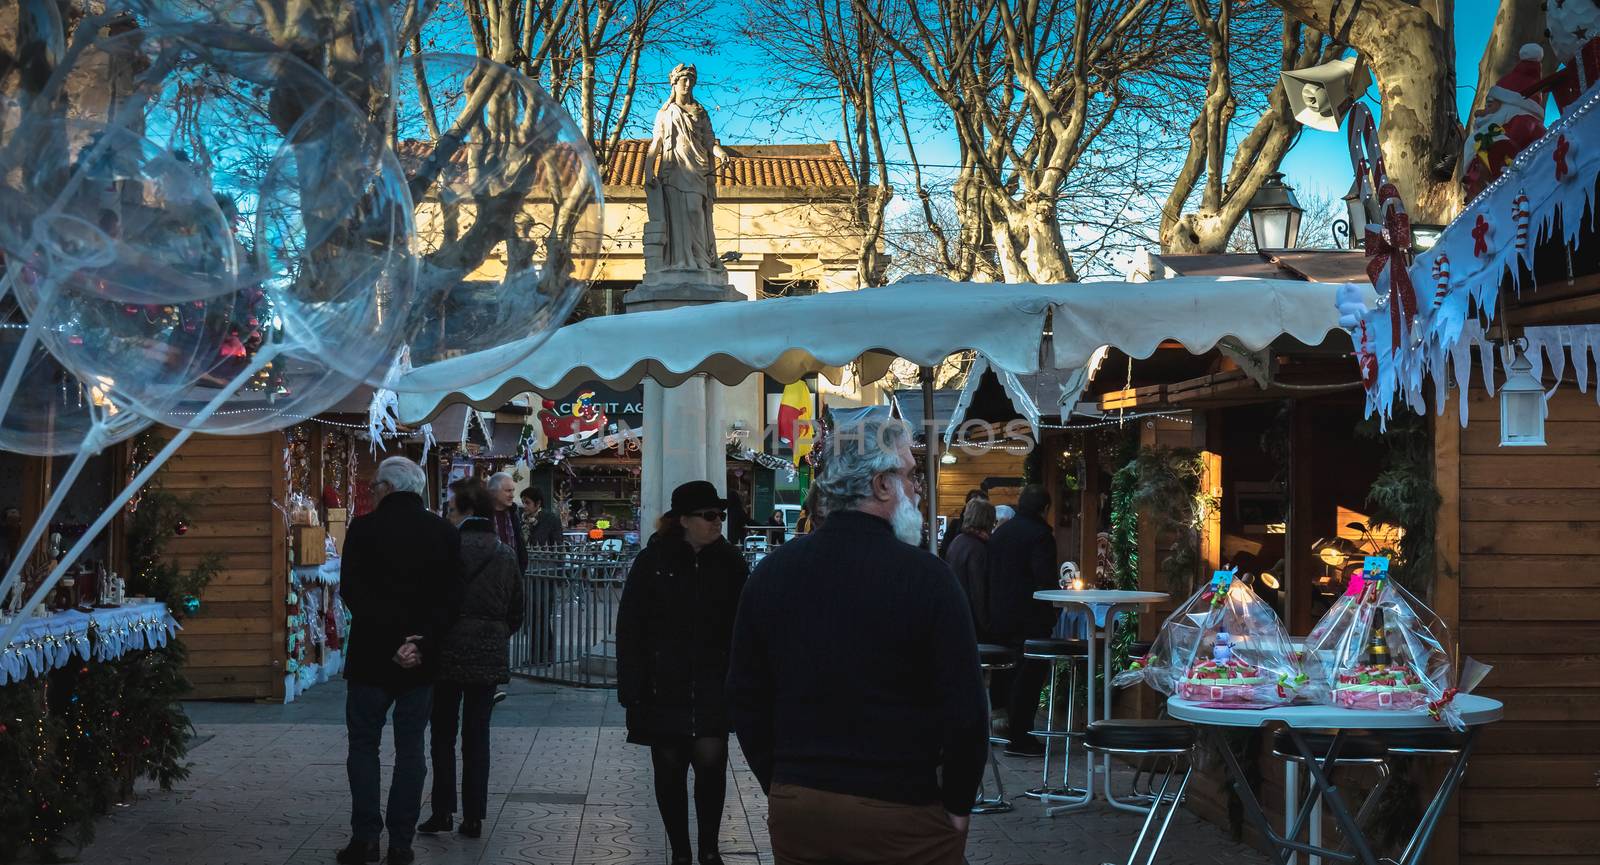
[1301,572,1466,729]
[1115,572,1305,707]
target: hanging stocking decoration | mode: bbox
[1357,320,1378,391]
[1513,191,1532,258]
[1430,254,1451,310]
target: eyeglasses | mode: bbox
[687,510,726,522]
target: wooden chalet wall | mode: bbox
[1435,385,1600,864]
[159,432,287,701]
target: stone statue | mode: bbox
[642,63,727,283]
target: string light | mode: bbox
[1035,410,1195,430]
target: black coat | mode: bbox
[341,492,462,690]
[525,509,563,548]
[616,533,748,742]
[438,519,526,685]
[726,509,989,816]
[495,505,530,574]
[945,531,991,639]
[985,513,1057,642]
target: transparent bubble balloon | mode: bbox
[386,53,602,393]
[24,27,420,395]
[0,289,151,456]
[0,119,241,304]
[114,0,400,112]
[0,0,65,108]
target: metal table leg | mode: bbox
[1283,728,1380,865]
[1397,727,1478,865]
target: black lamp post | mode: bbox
[1247,172,1304,251]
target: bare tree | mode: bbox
[433,0,714,168]
[1160,4,1341,253]
[740,0,896,287]
[1264,0,1546,223]
[853,0,1224,284]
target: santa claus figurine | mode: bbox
[1548,0,1600,114]
[1462,44,1548,201]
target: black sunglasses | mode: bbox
[687,509,726,522]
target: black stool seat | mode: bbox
[1379,728,1470,753]
[1272,729,1388,762]
[1024,638,1089,658]
[1085,719,1196,751]
[977,644,1017,668]
[1128,641,1154,656]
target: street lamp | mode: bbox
[1247,173,1304,251]
[1334,178,1365,249]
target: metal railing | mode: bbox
[510,540,770,687]
[511,544,634,687]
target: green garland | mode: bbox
[1357,414,1440,599]
[0,434,203,862]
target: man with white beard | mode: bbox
[727,412,988,865]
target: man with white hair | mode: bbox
[727,412,988,865]
[487,471,529,575]
[338,456,462,865]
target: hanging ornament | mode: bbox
[173,520,188,536]
[1554,134,1574,181]
[219,332,247,358]
[1512,191,1531,257]
[181,594,201,616]
[1472,214,1492,257]
[1430,254,1452,310]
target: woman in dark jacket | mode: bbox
[419,479,525,839]
[945,497,997,640]
[616,481,748,865]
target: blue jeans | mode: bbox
[347,682,433,847]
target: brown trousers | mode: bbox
[768,783,969,865]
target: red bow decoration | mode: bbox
[1364,194,1416,351]
[1471,214,1490,256]
[1426,687,1459,722]
[1555,134,1572,182]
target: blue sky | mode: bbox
[661,0,1506,255]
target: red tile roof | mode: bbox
[600,140,856,189]
[394,139,858,190]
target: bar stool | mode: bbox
[1083,719,1197,865]
[1274,729,1390,865]
[1022,638,1089,800]
[973,643,1016,814]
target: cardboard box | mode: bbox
[325,520,347,557]
[292,525,327,566]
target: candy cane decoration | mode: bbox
[1513,191,1531,256]
[1430,253,1451,310]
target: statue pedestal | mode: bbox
[623,277,744,313]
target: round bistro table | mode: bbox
[1167,694,1503,865]
[1031,589,1169,814]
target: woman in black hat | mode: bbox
[616,480,749,865]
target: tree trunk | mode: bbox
[990,193,1076,284]
[1269,0,1461,223]
[1473,1,1551,118]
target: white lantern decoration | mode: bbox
[1499,343,1546,447]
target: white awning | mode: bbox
[396,276,1363,424]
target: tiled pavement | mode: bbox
[69,679,1269,865]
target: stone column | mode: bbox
[626,282,744,534]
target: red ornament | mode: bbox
[110,710,120,719]
[219,333,247,358]
[174,521,189,536]
[1472,215,1491,256]
[322,484,342,509]
[0,722,8,735]
[1554,134,1573,182]
[1363,189,1416,351]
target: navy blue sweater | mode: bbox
[726,509,989,814]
